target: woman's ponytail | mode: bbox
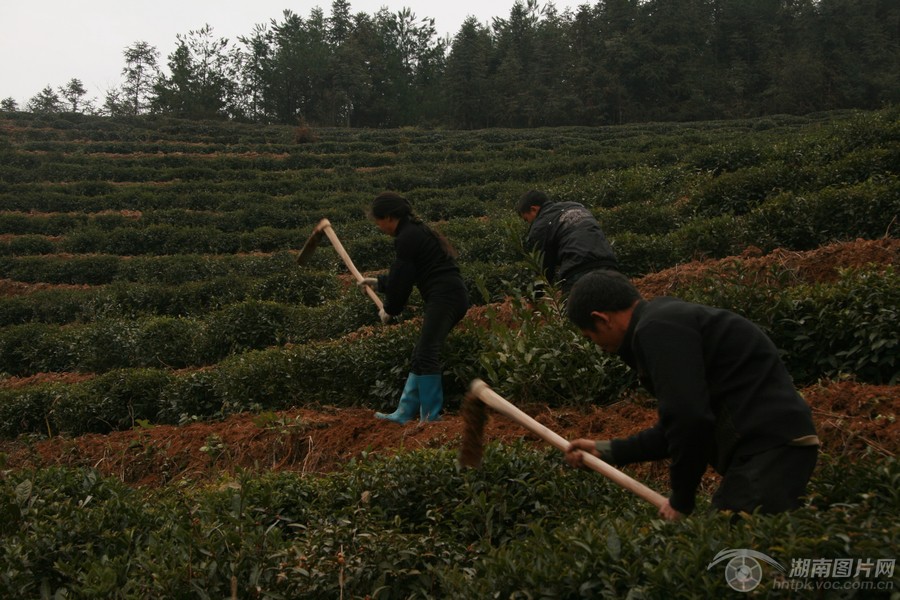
[371,191,457,258]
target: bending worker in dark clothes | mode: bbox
[359,192,470,424]
[516,190,619,293]
[564,270,819,520]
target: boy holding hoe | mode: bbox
[564,270,819,520]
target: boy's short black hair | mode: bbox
[516,190,550,215]
[566,270,642,330]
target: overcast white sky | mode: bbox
[1,0,585,107]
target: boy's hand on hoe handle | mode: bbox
[657,500,683,521]
[565,438,612,468]
[357,277,378,289]
[565,438,601,468]
[566,438,683,521]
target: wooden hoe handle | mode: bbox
[469,379,667,510]
[316,219,384,311]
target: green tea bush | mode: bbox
[93,277,249,318]
[0,291,385,376]
[674,265,899,386]
[408,192,489,221]
[0,314,479,433]
[0,235,57,256]
[55,226,107,254]
[205,319,425,415]
[747,177,900,250]
[437,216,522,264]
[306,292,387,337]
[0,467,153,596]
[209,349,303,416]
[692,161,799,216]
[441,467,900,599]
[684,140,764,174]
[132,316,202,369]
[568,164,687,209]
[112,252,296,285]
[238,226,298,252]
[814,147,899,187]
[598,201,682,236]
[461,261,529,304]
[157,368,222,424]
[668,214,749,262]
[252,269,342,306]
[670,259,796,330]
[0,288,95,326]
[0,255,122,285]
[265,444,613,597]
[0,151,43,180]
[777,267,899,385]
[475,282,634,406]
[72,318,140,372]
[746,191,822,250]
[89,212,133,231]
[1,451,894,599]
[0,187,88,212]
[0,323,74,375]
[49,368,173,435]
[200,300,300,358]
[0,212,81,236]
[611,232,677,276]
[0,269,342,327]
[60,224,244,256]
[0,384,58,437]
[0,109,897,440]
[440,450,899,599]
[343,234,396,272]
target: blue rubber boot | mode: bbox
[375,373,420,424]
[417,373,444,422]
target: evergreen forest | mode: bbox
[7,0,900,128]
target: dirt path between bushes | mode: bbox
[1,380,895,489]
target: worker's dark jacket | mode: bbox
[609,298,817,514]
[376,218,465,316]
[525,201,618,286]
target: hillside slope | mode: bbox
[3,238,895,487]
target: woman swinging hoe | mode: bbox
[359,192,470,424]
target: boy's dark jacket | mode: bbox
[525,201,618,285]
[611,297,817,514]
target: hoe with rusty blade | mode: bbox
[297,218,383,311]
[460,378,666,510]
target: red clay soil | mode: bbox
[636,237,898,299]
[0,238,897,488]
[0,278,94,297]
[0,380,895,489]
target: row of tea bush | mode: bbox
[0,265,894,438]
[1,445,895,598]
